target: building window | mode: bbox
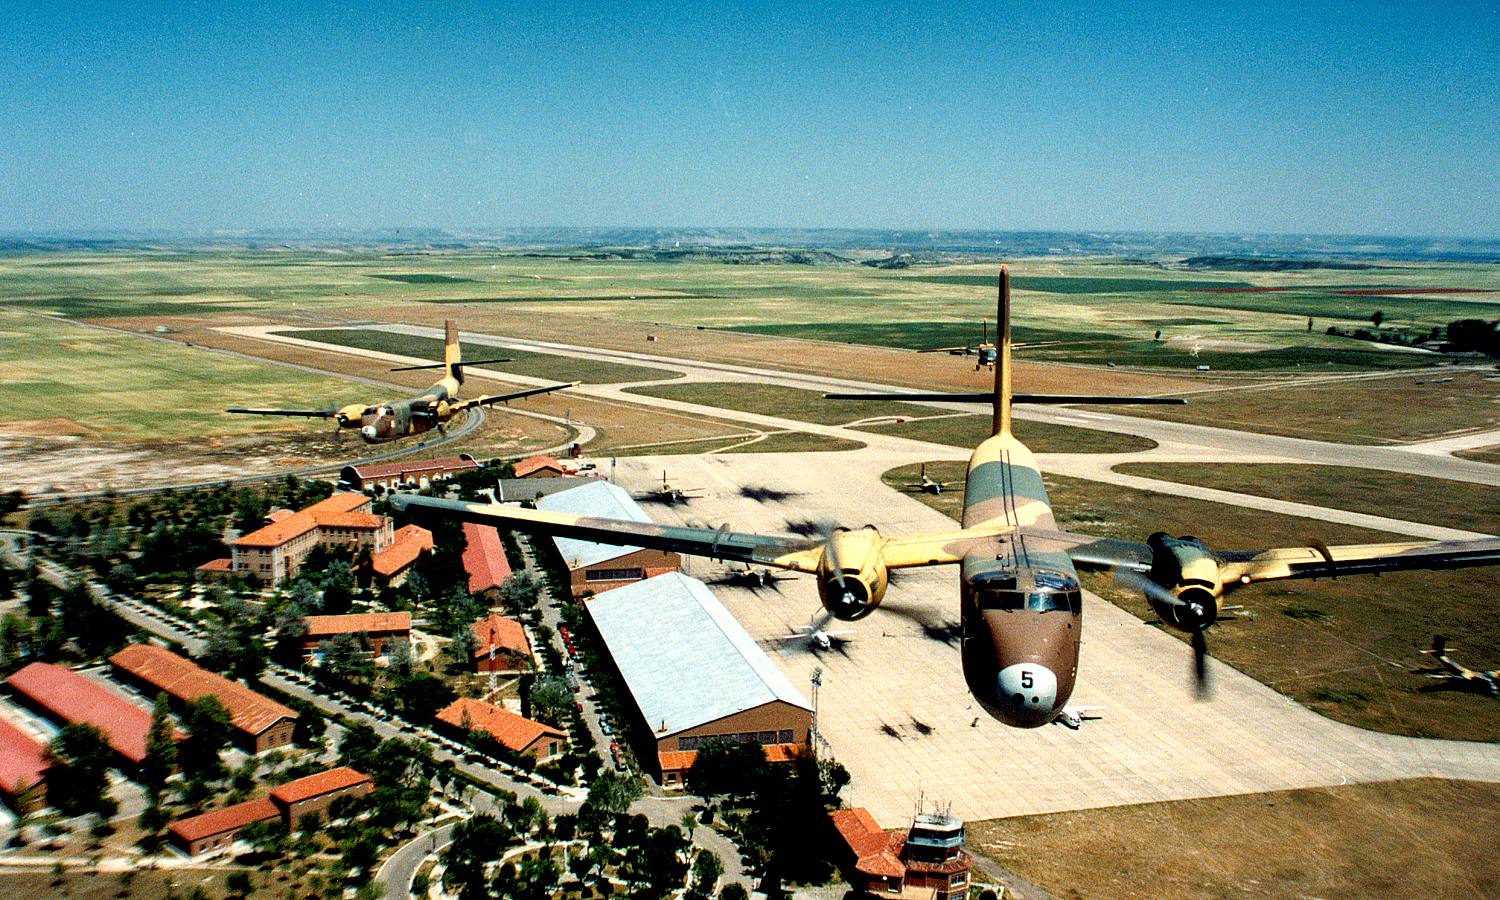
[778,730,793,743]
[586,567,645,582]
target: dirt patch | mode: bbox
[968,778,1500,900]
[0,417,95,436]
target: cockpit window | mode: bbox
[976,588,1080,612]
[975,589,1024,610]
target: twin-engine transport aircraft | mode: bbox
[393,271,1500,728]
[227,321,576,444]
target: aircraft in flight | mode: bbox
[394,271,1500,728]
[921,320,996,371]
[227,321,576,444]
[1416,635,1498,697]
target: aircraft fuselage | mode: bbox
[958,431,1082,727]
[356,377,459,444]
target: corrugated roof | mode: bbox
[371,525,432,578]
[109,644,297,738]
[462,522,512,593]
[587,573,811,736]
[269,766,370,805]
[304,612,410,638]
[435,698,563,752]
[169,798,278,844]
[5,662,180,765]
[0,717,49,798]
[470,613,530,660]
[535,480,650,569]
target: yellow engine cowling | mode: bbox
[1147,533,1224,632]
[817,527,889,621]
[336,403,368,428]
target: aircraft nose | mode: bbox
[997,663,1059,715]
[360,425,378,442]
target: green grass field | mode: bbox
[275,328,678,384]
[884,461,1500,742]
[1114,462,1500,535]
[0,310,363,439]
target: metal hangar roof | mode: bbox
[535,479,652,569]
[587,572,811,737]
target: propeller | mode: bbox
[1114,567,1213,700]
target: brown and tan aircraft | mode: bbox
[228,322,576,444]
[1416,635,1499,697]
[921,319,997,371]
[392,271,1500,728]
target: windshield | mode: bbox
[975,589,1079,613]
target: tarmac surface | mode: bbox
[216,323,1500,827]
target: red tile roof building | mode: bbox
[108,644,297,754]
[434,698,565,760]
[269,766,372,825]
[462,522,512,594]
[168,798,278,856]
[470,613,532,674]
[230,492,394,585]
[168,767,373,856]
[657,743,801,789]
[299,611,411,658]
[370,524,432,586]
[830,809,972,900]
[4,662,181,767]
[0,717,50,812]
[513,455,570,478]
[339,455,481,492]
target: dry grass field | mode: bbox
[884,461,1500,742]
[1114,462,1500,535]
[969,778,1500,900]
[858,412,1158,454]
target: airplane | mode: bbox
[1415,635,1499,697]
[771,611,854,651]
[392,269,1500,729]
[635,471,705,506]
[921,320,997,371]
[227,321,576,444]
[1053,705,1105,729]
[712,564,798,591]
[905,463,962,496]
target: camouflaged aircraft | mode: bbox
[228,321,576,444]
[921,319,997,371]
[1416,635,1499,698]
[393,271,1500,728]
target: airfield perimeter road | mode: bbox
[218,324,1500,824]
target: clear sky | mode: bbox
[2,1,1497,236]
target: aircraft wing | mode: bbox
[455,381,578,410]
[878,527,1014,568]
[916,345,971,354]
[392,495,825,571]
[225,407,337,418]
[1023,527,1500,586]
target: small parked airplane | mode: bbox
[1416,635,1499,697]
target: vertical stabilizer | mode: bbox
[993,267,1012,437]
[444,320,463,384]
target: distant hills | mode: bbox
[2,227,1498,263]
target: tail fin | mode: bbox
[994,266,1012,437]
[445,320,463,384]
[1426,635,1449,657]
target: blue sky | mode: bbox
[2,1,1497,236]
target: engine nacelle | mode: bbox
[1146,532,1224,632]
[817,527,889,621]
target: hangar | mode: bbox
[585,572,812,788]
[535,481,679,596]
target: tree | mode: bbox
[525,676,571,727]
[385,637,414,678]
[690,851,724,899]
[585,769,642,815]
[387,672,457,724]
[179,695,232,781]
[687,738,767,803]
[449,623,480,667]
[225,870,253,898]
[445,814,510,900]
[45,724,115,817]
[719,883,749,900]
[1370,309,1385,328]
[321,633,373,686]
[141,692,177,802]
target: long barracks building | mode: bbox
[108,643,298,754]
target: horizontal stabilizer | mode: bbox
[390,357,513,372]
[823,391,1185,405]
